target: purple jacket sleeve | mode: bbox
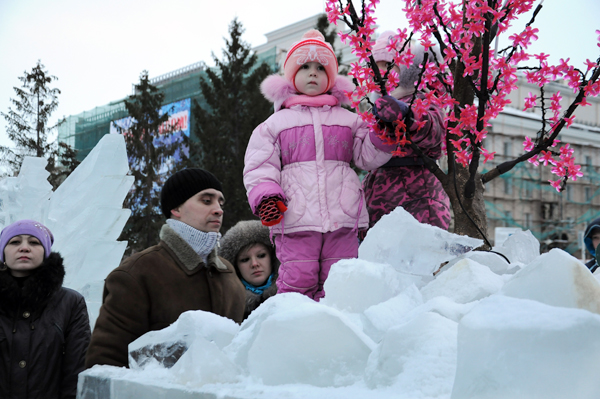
[406,98,446,150]
[243,120,286,214]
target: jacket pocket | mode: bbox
[52,322,66,355]
[340,176,362,218]
[281,176,307,226]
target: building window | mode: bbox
[525,213,532,230]
[586,187,592,202]
[503,142,512,159]
[522,181,532,198]
[504,178,513,195]
[504,211,512,227]
[586,156,593,181]
[566,185,572,201]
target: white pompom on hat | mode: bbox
[283,29,338,93]
[372,30,398,64]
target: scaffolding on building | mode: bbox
[481,140,600,258]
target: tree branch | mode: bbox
[481,63,600,184]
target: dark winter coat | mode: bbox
[85,224,246,368]
[220,220,279,319]
[584,217,600,272]
[0,252,91,399]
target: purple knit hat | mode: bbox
[0,219,54,262]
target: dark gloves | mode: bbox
[373,95,412,125]
[258,197,288,226]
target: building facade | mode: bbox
[57,14,600,257]
[482,77,600,258]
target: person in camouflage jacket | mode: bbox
[361,31,451,237]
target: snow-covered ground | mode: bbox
[3,135,599,398]
[79,209,600,399]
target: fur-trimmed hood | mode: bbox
[584,217,600,256]
[260,74,356,112]
[0,252,65,315]
[220,220,279,280]
[220,220,280,319]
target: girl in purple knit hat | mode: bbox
[243,29,394,301]
[0,219,90,399]
[361,31,451,235]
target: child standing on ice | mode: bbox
[243,30,394,301]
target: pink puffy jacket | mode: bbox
[243,75,393,234]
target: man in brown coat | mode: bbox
[85,168,246,368]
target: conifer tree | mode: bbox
[118,70,189,254]
[0,60,79,188]
[192,18,273,232]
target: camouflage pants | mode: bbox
[362,165,451,234]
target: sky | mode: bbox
[0,0,599,149]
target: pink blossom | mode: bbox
[549,179,563,192]
[481,148,496,164]
[577,97,591,107]
[327,0,591,190]
[523,136,534,152]
[539,151,557,166]
[551,164,566,177]
[509,26,539,49]
[449,138,466,151]
[584,59,598,71]
[523,92,537,110]
[474,129,487,143]
[325,1,341,24]
[564,115,575,128]
[534,53,550,63]
[528,155,540,166]
[455,149,472,167]
[568,164,583,181]
[559,143,573,157]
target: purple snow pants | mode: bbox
[274,228,358,301]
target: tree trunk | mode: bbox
[440,166,489,246]
[442,22,488,244]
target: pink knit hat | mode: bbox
[372,31,397,64]
[284,29,338,93]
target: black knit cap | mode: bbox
[160,168,223,218]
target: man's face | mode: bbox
[170,188,225,232]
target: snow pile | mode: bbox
[229,293,375,387]
[452,295,600,399]
[0,134,133,328]
[359,207,482,276]
[78,208,600,399]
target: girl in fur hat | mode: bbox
[361,31,451,235]
[243,29,394,301]
[220,220,279,319]
[0,220,90,399]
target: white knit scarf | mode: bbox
[166,219,221,264]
